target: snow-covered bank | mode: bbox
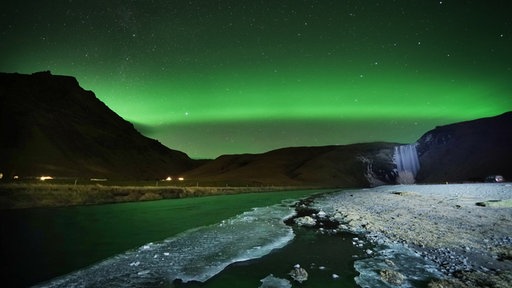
[315,183,512,287]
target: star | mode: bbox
[1,0,509,159]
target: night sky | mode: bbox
[1,1,511,159]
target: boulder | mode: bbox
[294,216,316,227]
[289,265,308,283]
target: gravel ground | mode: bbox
[315,183,512,287]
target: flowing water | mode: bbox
[178,228,364,288]
[1,188,442,287]
[33,204,298,287]
[0,190,325,287]
[1,189,356,287]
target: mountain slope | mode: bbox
[184,143,398,187]
[416,112,512,183]
[0,71,198,179]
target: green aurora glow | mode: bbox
[1,0,511,158]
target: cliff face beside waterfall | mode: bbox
[184,112,512,186]
[183,143,399,187]
[415,112,512,183]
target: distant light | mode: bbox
[178,177,184,181]
[40,176,53,181]
[0,172,3,180]
[165,176,172,181]
[13,175,19,180]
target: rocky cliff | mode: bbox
[183,143,399,187]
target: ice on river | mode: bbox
[35,204,296,287]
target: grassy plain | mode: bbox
[0,180,309,209]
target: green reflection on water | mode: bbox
[1,189,330,287]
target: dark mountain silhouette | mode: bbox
[1,72,510,186]
[0,71,199,180]
[416,112,512,183]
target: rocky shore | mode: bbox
[291,183,512,287]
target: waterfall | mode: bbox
[393,144,420,183]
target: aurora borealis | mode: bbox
[1,1,511,159]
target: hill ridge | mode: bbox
[0,71,199,180]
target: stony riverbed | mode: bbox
[291,183,512,287]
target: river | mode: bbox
[1,189,366,287]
